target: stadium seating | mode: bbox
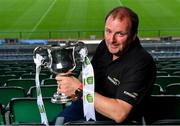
[9,97,64,124]
[2,37,180,125]
[64,121,118,125]
[21,73,50,81]
[156,71,168,76]
[144,95,180,125]
[41,78,57,85]
[171,71,180,76]
[5,79,36,94]
[0,87,26,107]
[0,68,11,75]
[40,69,52,77]
[28,85,57,97]
[165,83,180,95]
[22,67,35,73]
[4,70,27,78]
[0,74,18,86]
[155,76,180,90]
[160,68,180,76]
[151,84,163,95]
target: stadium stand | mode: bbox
[28,85,57,97]
[41,78,57,85]
[9,97,64,125]
[0,75,18,86]
[144,95,180,125]
[4,70,27,78]
[165,83,180,95]
[1,39,180,125]
[21,73,50,82]
[160,67,180,76]
[151,84,163,95]
[5,79,36,94]
[155,76,180,90]
[171,71,180,76]
[64,120,118,125]
[0,87,26,107]
[156,71,168,76]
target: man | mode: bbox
[55,6,156,124]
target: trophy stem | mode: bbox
[51,92,71,104]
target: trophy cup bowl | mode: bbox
[49,46,76,104]
[33,41,87,104]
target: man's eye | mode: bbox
[105,29,111,33]
[116,32,128,37]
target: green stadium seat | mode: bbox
[144,95,180,125]
[0,74,18,86]
[165,83,180,95]
[28,85,57,97]
[9,97,64,124]
[152,84,163,95]
[161,68,180,76]
[8,66,22,71]
[21,73,49,82]
[41,78,57,85]
[163,63,177,68]
[0,87,25,107]
[0,65,10,69]
[171,71,180,76]
[4,70,27,78]
[40,69,52,77]
[0,68,11,75]
[156,71,168,76]
[64,121,118,125]
[6,79,35,94]
[22,67,35,73]
[155,76,180,90]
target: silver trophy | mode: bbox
[33,41,87,104]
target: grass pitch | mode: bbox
[0,0,180,39]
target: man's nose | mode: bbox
[109,33,116,43]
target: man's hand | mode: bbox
[56,75,81,96]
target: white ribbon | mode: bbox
[34,54,49,126]
[82,56,96,121]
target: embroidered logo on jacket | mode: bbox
[107,76,120,86]
[123,91,138,100]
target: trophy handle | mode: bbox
[74,41,88,63]
[33,46,51,67]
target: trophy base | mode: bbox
[51,93,71,104]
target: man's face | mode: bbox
[104,16,133,57]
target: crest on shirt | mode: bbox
[107,76,120,86]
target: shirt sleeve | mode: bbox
[116,57,156,106]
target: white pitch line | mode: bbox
[31,0,57,32]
